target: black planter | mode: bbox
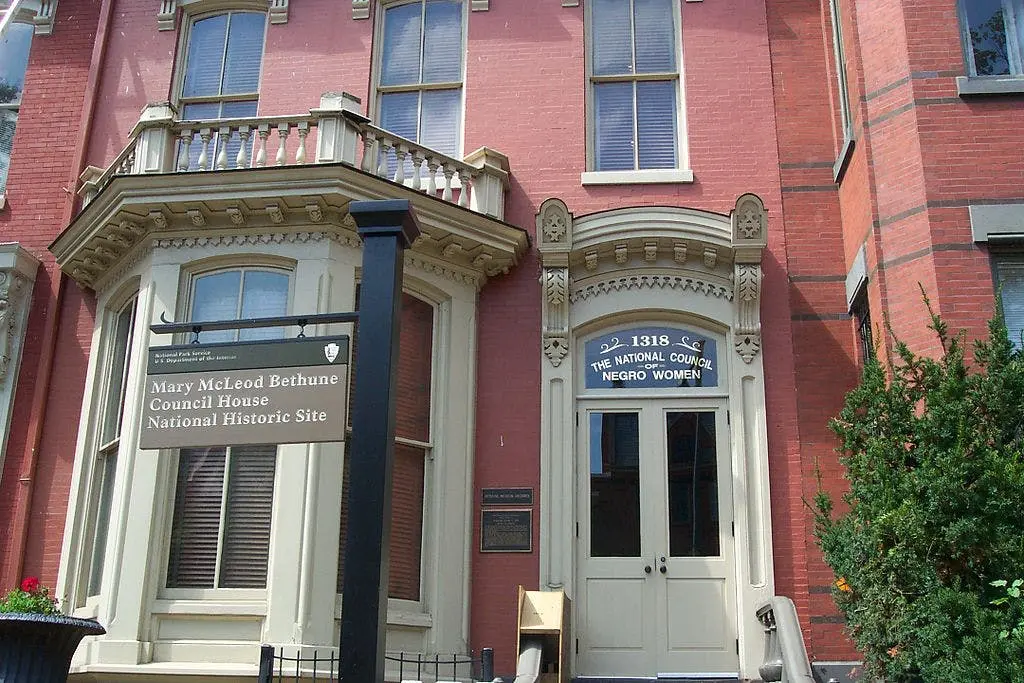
[0,613,105,683]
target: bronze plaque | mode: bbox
[480,509,532,553]
[140,337,349,449]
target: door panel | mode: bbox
[577,402,736,677]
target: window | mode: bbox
[829,0,853,142]
[79,295,137,603]
[338,293,433,602]
[588,0,680,172]
[165,267,289,590]
[0,21,32,196]
[962,0,1024,77]
[178,11,266,166]
[996,257,1024,347]
[850,287,873,364]
[377,0,464,164]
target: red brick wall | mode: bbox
[0,0,102,591]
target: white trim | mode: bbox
[581,169,695,185]
[969,202,1024,242]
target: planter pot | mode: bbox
[0,613,105,683]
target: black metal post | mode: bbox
[481,648,495,682]
[257,644,274,683]
[339,200,421,683]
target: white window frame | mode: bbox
[0,18,34,205]
[582,0,692,185]
[336,289,438,618]
[371,0,468,160]
[160,263,292,600]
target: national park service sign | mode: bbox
[140,336,350,449]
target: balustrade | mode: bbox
[80,94,509,220]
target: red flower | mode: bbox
[20,577,40,593]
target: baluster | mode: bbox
[177,129,193,171]
[236,125,251,168]
[197,128,212,171]
[360,131,377,173]
[255,125,269,167]
[276,123,290,166]
[216,126,231,170]
[377,138,392,178]
[426,157,440,195]
[457,169,471,208]
[410,150,425,191]
[393,144,408,184]
[295,122,309,165]
[441,163,454,202]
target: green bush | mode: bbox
[814,300,1024,682]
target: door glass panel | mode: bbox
[589,412,641,557]
[665,412,719,557]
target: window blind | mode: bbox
[0,110,15,193]
[221,12,265,95]
[633,0,675,73]
[167,448,227,588]
[422,0,462,84]
[220,446,277,588]
[381,2,422,87]
[998,259,1024,347]
[182,15,229,98]
[636,80,677,169]
[591,0,632,76]
[594,82,635,171]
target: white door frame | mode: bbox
[536,197,774,680]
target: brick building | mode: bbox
[0,0,1019,681]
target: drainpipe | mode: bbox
[7,0,115,585]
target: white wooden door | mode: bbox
[577,401,737,677]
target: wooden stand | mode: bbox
[516,586,571,683]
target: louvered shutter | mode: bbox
[167,448,227,588]
[220,445,277,588]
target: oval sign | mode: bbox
[584,326,718,389]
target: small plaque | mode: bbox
[480,509,532,553]
[482,487,534,506]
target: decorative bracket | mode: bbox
[353,0,369,19]
[731,193,768,363]
[537,198,573,367]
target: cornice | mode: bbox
[51,165,528,291]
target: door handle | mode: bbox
[644,565,652,574]
[659,556,667,574]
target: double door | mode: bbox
[576,400,737,677]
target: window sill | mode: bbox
[833,136,855,183]
[581,169,694,185]
[152,597,269,615]
[956,75,1024,96]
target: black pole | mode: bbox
[339,200,421,683]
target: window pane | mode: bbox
[0,22,33,105]
[419,88,460,157]
[592,0,633,76]
[396,295,434,443]
[337,444,425,600]
[239,270,289,341]
[219,445,277,588]
[192,271,241,344]
[382,2,422,86]
[181,102,221,121]
[182,15,229,98]
[222,13,265,95]
[167,448,227,588]
[594,82,635,171]
[87,452,118,596]
[666,412,719,557]
[633,0,675,73]
[380,91,420,177]
[100,300,136,445]
[0,109,15,193]
[966,0,1011,75]
[636,80,677,169]
[999,260,1024,347]
[422,0,462,83]
[212,100,259,171]
[590,412,641,557]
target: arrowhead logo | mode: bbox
[324,342,340,363]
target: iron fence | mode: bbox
[257,645,495,683]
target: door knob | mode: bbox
[644,565,652,574]
[659,565,667,574]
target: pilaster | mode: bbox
[0,244,39,484]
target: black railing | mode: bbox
[257,646,495,683]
